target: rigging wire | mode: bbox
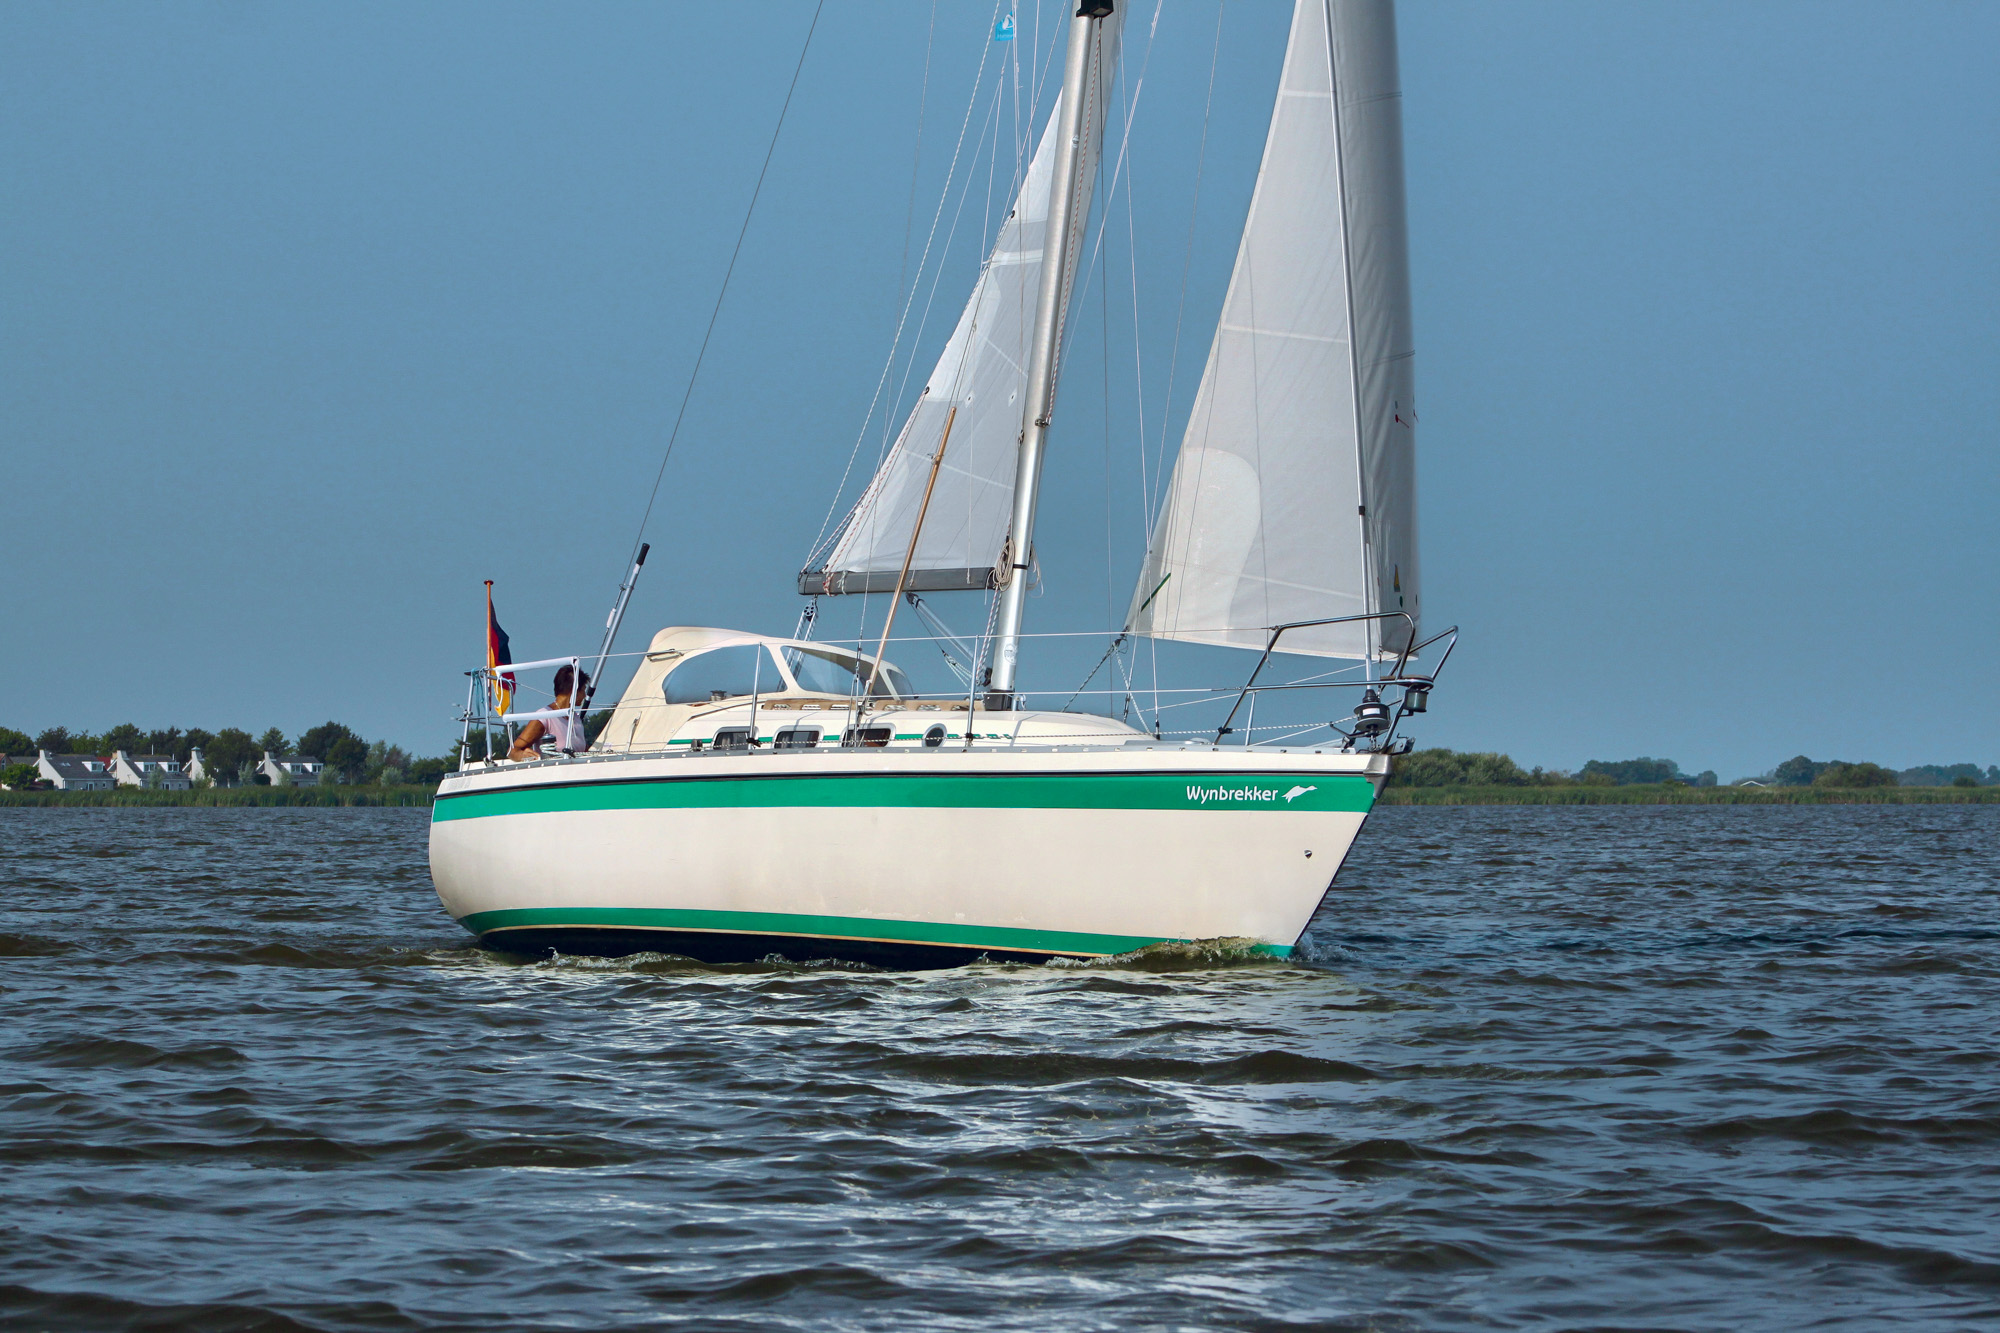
[623,0,825,571]
[1060,632,1125,713]
[843,72,1008,649]
[804,0,1009,567]
[1032,1,1154,702]
[896,3,939,310]
[857,72,1012,664]
[1101,172,1115,631]
[1149,0,1224,531]
[1145,0,1224,724]
[879,74,1008,474]
[1113,6,1160,728]
[1121,42,1150,556]
[811,2,1131,585]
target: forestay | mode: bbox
[801,15,1122,597]
[1127,0,1418,659]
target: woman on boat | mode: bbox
[508,665,589,760]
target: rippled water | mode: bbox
[3,805,1997,1330]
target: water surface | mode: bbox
[2,805,1996,1330]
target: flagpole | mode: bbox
[483,581,496,761]
[483,581,495,715]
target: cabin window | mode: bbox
[710,728,754,752]
[663,645,777,705]
[774,727,819,750]
[923,725,946,748]
[781,647,913,700]
[841,726,892,749]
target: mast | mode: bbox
[985,2,1115,710]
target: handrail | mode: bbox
[1212,613,1415,748]
[454,619,1466,769]
[479,655,580,676]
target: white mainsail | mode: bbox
[802,17,1121,597]
[1128,0,1418,659]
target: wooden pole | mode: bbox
[862,406,957,705]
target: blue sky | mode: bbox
[4,1,1995,779]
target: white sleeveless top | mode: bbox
[542,708,587,754]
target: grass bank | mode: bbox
[0,785,437,808]
[1378,784,2000,806]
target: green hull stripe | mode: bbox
[459,905,1293,959]
[433,770,1375,822]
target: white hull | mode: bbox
[430,744,1385,967]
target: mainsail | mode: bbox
[1128,0,1418,659]
[802,17,1121,597]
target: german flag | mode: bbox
[485,581,513,716]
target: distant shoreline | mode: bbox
[0,785,436,808]
[1379,784,2000,805]
[5,782,1994,810]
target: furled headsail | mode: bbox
[801,15,1122,597]
[1128,0,1417,659]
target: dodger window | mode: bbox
[781,647,912,699]
[663,645,778,705]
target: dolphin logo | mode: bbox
[1282,785,1317,803]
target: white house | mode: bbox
[38,752,116,791]
[113,751,191,790]
[258,752,323,786]
[185,747,211,785]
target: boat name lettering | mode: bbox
[1185,784,1285,805]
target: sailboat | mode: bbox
[429,0,1451,968]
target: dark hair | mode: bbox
[554,665,590,696]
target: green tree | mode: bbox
[1580,757,1683,785]
[1813,761,1898,789]
[368,743,411,784]
[1,762,38,789]
[1953,774,1980,789]
[180,728,216,763]
[298,722,369,782]
[1896,763,1984,786]
[205,728,259,778]
[324,735,369,782]
[296,721,357,760]
[0,727,32,755]
[407,742,464,784]
[39,727,105,754]
[102,723,144,755]
[257,727,291,758]
[1387,748,1534,788]
[1773,755,1826,786]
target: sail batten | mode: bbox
[1127,0,1418,661]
